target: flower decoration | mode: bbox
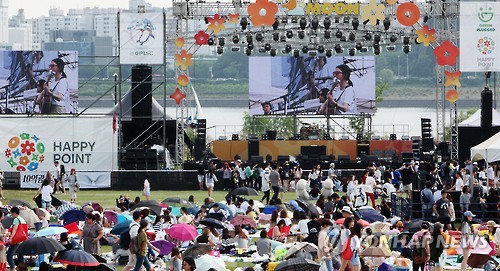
[386,0,397,4]
[19,156,29,166]
[446,89,459,103]
[228,13,240,23]
[194,31,209,45]
[416,25,436,46]
[175,37,185,47]
[170,88,187,105]
[175,50,193,70]
[444,71,461,88]
[396,2,420,26]
[207,14,226,34]
[281,0,297,11]
[177,75,189,86]
[247,0,279,27]
[360,0,386,26]
[434,40,460,66]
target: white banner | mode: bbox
[20,171,111,189]
[460,2,500,72]
[119,12,165,65]
[0,117,117,172]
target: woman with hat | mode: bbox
[44,58,69,114]
[460,211,478,271]
[325,64,357,115]
[486,220,500,256]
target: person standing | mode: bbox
[6,207,27,270]
[123,211,141,271]
[33,178,52,211]
[318,219,334,271]
[143,174,151,200]
[197,162,205,191]
[53,161,61,194]
[460,211,477,271]
[80,213,104,254]
[420,181,435,221]
[364,171,376,208]
[67,169,78,204]
[429,222,446,271]
[205,169,218,198]
[133,219,160,271]
[260,166,271,205]
[44,58,69,114]
[433,190,452,232]
[409,222,430,271]
[269,164,281,204]
[221,163,232,191]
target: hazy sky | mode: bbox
[8,0,170,18]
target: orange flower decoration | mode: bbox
[228,13,239,23]
[445,71,461,87]
[207,14,226,34]
[177,75,189,86]
[386,0,397,4]
[175,50,193,70]
[248,0,279,27]
[396,2,420,26]
[416,25,436,46]
[175,37,185,47]
[282,0,297,11]
[170,88,187,105]
[446,89,459,103]
[194,31,209,45]
[434,40,459,66]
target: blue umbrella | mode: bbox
[35,227,68,237]
[117,214,132,224]
[357,207,384,223]
[289,200,304,213]
[186,206,200,216]
[110,220,131,235]
[211,203,234,220]
[61,210,86,226]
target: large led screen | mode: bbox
[0,51,78,114]
[249,56,376,115]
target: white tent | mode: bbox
[470,131,500,162]
[459,109,500,127]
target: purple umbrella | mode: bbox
[104,210,118,225]
[151,240,176,255]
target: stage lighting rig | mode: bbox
[217,46,223,54]
[208,37,214,45]
[364,32,372,41]
[273,32,280,41]
[374,34,381,43]
[383,17,391,30]
[298,30,305,39]
[232,35,239,44]
[355,42,363,51]
[299,17,307,30]
[352,18,359,30]
[348,48,355,56]
[280,35,286,42]
[334,44,343,53]
[311,17,319,30]
[256,32,264,42]
[264,43,272,51]
[343,16,350,24]
[270,48,277,56]
[317,45,325,53]
[386,45,396,51]
[286,30,293,39]
[247,43,254,50]
[324,30,331,39]
[293,49,300,58]
[403,45,411,54]
[246,34,253,44]
[389,34,398,43]
[240,17,248,30]
[218,37,225,46]
[324,17,331,30]
[302,45,309,53]
[245,48,252,56]
[335,30,343,39]
[325,49,332,57]
[285,44,292,53]
[349,32,356,41]
[374,47,381,55]
[273,18,279,30]
[403,36,410,45]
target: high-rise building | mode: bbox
[0,0,9,44]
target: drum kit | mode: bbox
[299,122,322,140]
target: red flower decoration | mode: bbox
[446,89,459,103]
[396,2,420,26]
[39,155,45,163]
[444,71,461,88]
[194,31,209,45]
[228,13,239,23]
[20,140,36,156]
[207,14,226,34]
[248,0,279,27]
[170,88,187,105]
[434,40,459,66]
[5,149,11,158]
[416,25,436,46]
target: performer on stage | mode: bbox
[262,102,272,115]
[43,58,70,114]
[318,64,357,115]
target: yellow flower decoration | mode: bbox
[386,0,397,4]
[444,71,461,88]
[361,0,386,26]
[207,14,226,34]
[175,50,193,70]
[175,37,185,47]
[177,75,189,87]
[416,25,436,46]
[228,13,239,24]
[446,89,459,103]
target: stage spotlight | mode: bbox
[264,43,271,51]
[302,45,309,53]
[335,30,343,39]
[355,42,362,51]
[218,37,225,46]
[340,36,346,42]
[403,45,411,54]
[240,17,248,30]
[374,34,381,43]
[293,49,300,58]
[285,44,292,53]
[309,51,317,57]
[291,16,298,23]
[286,30,293,39]
[324,30,331,39]
[423,15,429,23]
[281,17,288,24]
[231,47,240,52]
[374,47,380,55]
[208,37,214,45]
[414,37,421,45]
[299,17,307,30]
[258,48,266,53]
[217,46,223,55]
[348,48,355,56]
[324,17,331,30]
[273,32,280,41]
[280,35,286,42]
[247,43,254,50]
[273,18,279,30]
[270,48,277,56]
[232,35,239,44]
[256,32,263,42]
[245,47,252,56]
[403,36,410,45]
[311,17,319,30]
[334,16,340,24]
[383,17,391,30]
[390,34,397,43]
[373,42,380,49]
[334,44,343,53]
[348,32,356,41]
[364,32,372,41]
[298,30,305,39]
[360,47,368,53]
[317,45,325,53]
[352,18,359,30]
[386,45,396,51]
[246,34,253,44]
[343,16,350,24]
[325,49,333,57]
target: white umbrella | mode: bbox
[195,254,226,271]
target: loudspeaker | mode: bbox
[390,134,397,140]
[301,146,326,156]
[248,140,259,161]
[401,152,414,163]
[481,87,493,131]
[365,155,378,162]
[277,155,289,162]
[421,118,432,138]
[194,138,205,161]
[266,130,277,140]
[131,65,152,123]
[250,156,264,163]
[338,155,350,162]
[422,137,434,152]
[357,144,370,158]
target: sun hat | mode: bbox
[486,220,497,227]
[341,206,352,214]
[464,211,476,217]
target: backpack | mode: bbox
[412,233,428,264]
[421,190,430,204]
[119,223,139,250]
[341,237,354,260]
[328,226,342,255]
[129,235,140,254]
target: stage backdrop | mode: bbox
[0,117,117,172]
[20,171,111,189]
[0,51,78,114]
[249,56,376,115]
[460,2,500,72]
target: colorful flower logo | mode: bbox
[477,37,495,55]
[247,0,279,27]
[194,31,209,45]
[170,88,187,105]
[228,13,240,24]
[360,0,386,26]
[396,2,420,27]
[4,133,45,172]
[175,37,185,47]
[416,25,436,47]
[446,89,459,103]
[434,40,459,66]
[207,14,226,34]
[444,71,461,88]
[175,50,193,70]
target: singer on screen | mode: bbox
[41,58,70,114]
[317,64,357,115]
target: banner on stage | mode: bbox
[249,56,376,115]
[0,50,79,114]
[460,2,500,72]
[0,117,117,172]
[119,12,165,65]
[20,171,111,189]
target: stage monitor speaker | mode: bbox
[131,65,152,123]
[365,155,378,162]
[248,140,259,161]
[266,130,277,140]
[250,156,264,163]
[301,146,326,156]
[401,152,414,163]
[357,144,370,158]
[277,155,289,162]
[337,155,350,162]
[481,87,493,131]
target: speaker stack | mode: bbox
[421,118,434,152]
[194,119,206,161]
[481,87,493,131]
